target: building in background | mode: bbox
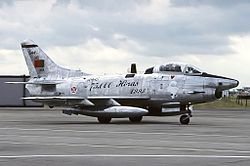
[0,75,42,107]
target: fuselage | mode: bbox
[18,40,240,123]
[26,72,239,111]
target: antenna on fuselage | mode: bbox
[130,63,137,74]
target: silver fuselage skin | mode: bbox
[26,72,238,114]
[18,39,239,118]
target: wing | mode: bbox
[23,96,150,118]
[22,96,95,106]
[22,96,150,107]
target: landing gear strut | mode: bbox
[179,105,192,125]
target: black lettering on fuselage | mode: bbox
[89,82,113,91]
[116,80,139,87]
[89,80,139,91]
[131,88,146,94]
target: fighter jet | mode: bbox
[8,40,239,124]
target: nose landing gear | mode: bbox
[180,114,190,124]
[180,106,192,125]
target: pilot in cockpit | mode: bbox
[185,66,201,74]
[185,67,193,74]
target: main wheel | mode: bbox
[129,116,143,123]
[97,117,112,124]
[180,114,190,125]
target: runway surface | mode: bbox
[0,108,250,166]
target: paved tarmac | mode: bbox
[0,108,250,166]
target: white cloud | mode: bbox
[46,38,135,74]
[0,0,250,87]
[133,0,171,24]
[0,49,27,75]
[173,35,250,87]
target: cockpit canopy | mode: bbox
[144,63,203,75]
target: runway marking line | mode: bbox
[0,154,250,159]
[1,140,250,154]
[0,127,246,138]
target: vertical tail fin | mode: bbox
[21,40,88,79]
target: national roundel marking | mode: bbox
[71,86,77,94]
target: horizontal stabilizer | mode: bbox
[6,80,65,85]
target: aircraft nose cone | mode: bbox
[216,78,239,91]
[232,79,239,88]
[203,73,239,90]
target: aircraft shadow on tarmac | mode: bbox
[24,120,203,126]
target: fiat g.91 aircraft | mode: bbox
[8,40,239,124]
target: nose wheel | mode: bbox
[179,105,192,125]
[180,114,190,125]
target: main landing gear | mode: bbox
[129,116,143,123]
[97,117,112,124]
[97,116,143,124]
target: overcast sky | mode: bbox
[0,0,250,87]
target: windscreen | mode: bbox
[184,65,202,74]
